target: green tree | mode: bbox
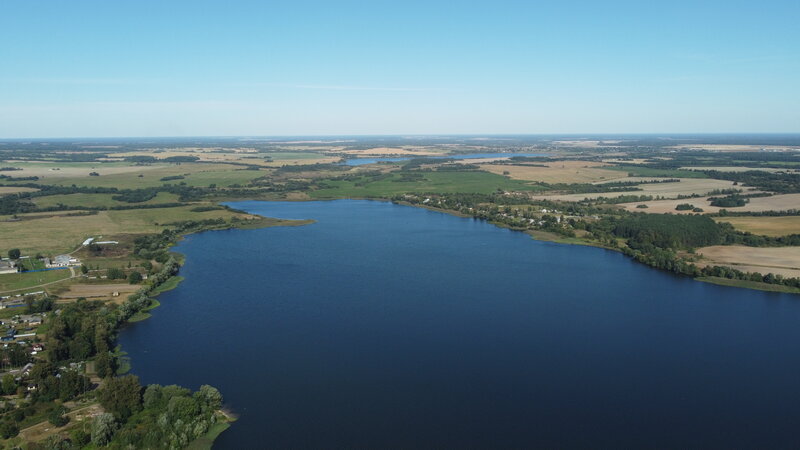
[80,264,89,274]
[98,375,143,420]
[0,422,19,439]
[95,351,116,378]
[106,267,125,280]
[196,385,223,411]
[8,248,20,259]
[1,374,16,395]
[48,406,70,427]
[91,413,118,446]
[128,271,143,284]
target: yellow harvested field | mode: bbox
[481,161,623,183]
[0,186,38,195]
[533,178,737,202]
[697,245,800,278]
[716,216,800,236]
[619,193,800,214]
[59,283,141,301]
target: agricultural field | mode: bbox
[697,245,800,278]
[0,205,261,255]
[605,165,709,178]
[57,283,142,302]
[0,186,38,195]
[479,160,623,183]
[310,170,544,198]
[2,161,168,179]
[11,162,262,189]
[532,178,737,202]
[619,193,800,214]
[716,216,800,237]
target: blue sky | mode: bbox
[0,0,798,137]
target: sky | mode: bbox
[0,0,798,138]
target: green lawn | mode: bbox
[311,171,545,198]
[18,258,46,271]
[0,269,71,293]
[607,165,709,178]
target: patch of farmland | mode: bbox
[532,178,737,202]
[697,245,800,278]
[481,160,624,183]
[715,216,800,237]
[0,186,38,195]
[618,193,800,214]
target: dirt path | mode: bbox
[19,403,102,443]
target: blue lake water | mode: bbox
[342,152,548,166]
[118,200,800,448]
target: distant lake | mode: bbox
[119,200,800,448]
[342,152,549,166]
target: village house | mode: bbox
[0,259,17,275]
[45,254,79,268]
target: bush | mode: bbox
[48,406,69,427]
[128,271,143,284]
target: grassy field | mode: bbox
[34,191,180,208]
[0,205,261,255]
[311,171,544,198]
[18,258,46,271]
[20,162,262,188]
[716,216,800,236]
[0,269,71,293]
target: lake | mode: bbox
[119,200,800,448]
[342,152,549,166]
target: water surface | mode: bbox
[119,200,800,448]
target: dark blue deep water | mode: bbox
[118,200,800,449]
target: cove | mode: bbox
[118,200,800,448]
